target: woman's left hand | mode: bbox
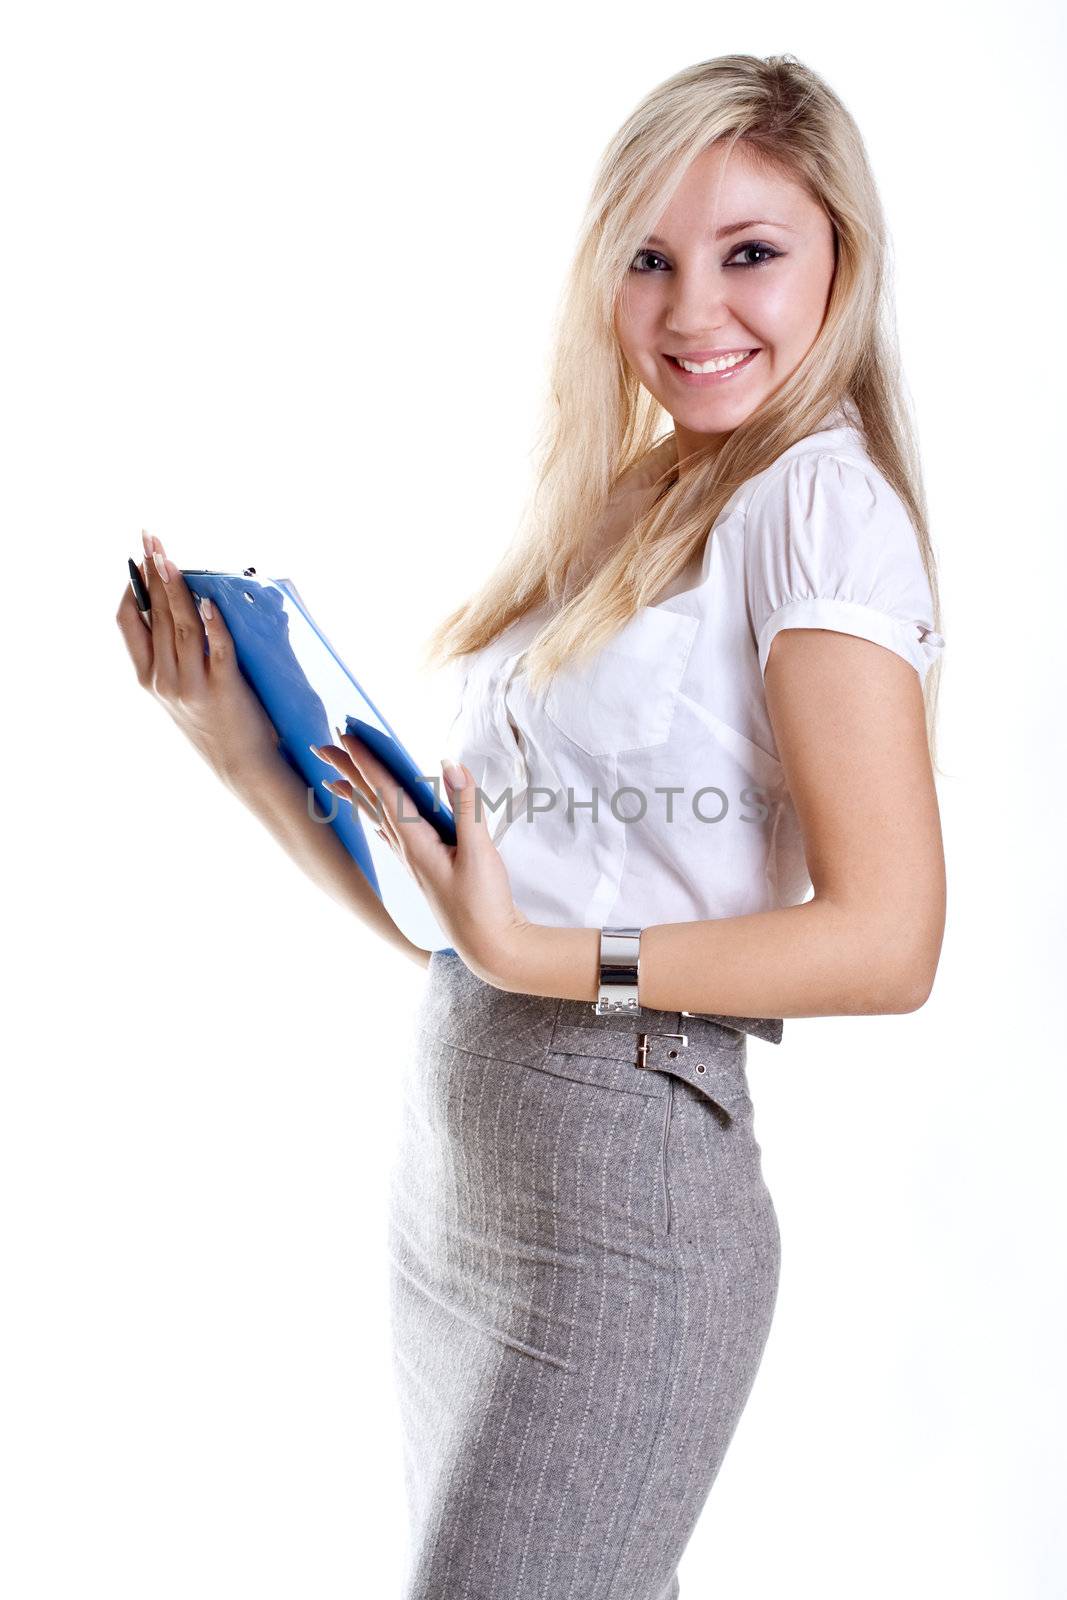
[312,729,532,987]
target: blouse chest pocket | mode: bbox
[543,605,699,758]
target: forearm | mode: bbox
[226,754,430,970]
[495,896,933,1016]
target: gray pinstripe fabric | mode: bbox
[387,949,783,1599]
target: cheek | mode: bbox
[613,313,635,368]
[615,285,660,348]
[742,273,824,355]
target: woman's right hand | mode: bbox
[116,530,283,790]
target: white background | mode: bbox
[3,1,1064,1595]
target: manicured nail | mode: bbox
[153,551,170,583]
[200,596,213,619]
[442,757,466,789]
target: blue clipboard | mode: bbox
[179,569,456,952]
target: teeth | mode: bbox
[674,350,753,374]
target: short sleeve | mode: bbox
[744,451,946,683]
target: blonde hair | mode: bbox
[420,53,945,770]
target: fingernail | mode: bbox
[442,757,466,789]
[200,596,213,619]
[153,551,170,583]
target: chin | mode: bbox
[702,385,767,420]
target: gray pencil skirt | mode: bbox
[386,948,784,1600]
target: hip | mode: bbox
[393,949,781,1256]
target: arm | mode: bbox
[116,537,430,973]
[489,628,946,1016]
[226,753,432,971]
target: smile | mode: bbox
[665,348,761,384]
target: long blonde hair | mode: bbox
[420,53,945,770]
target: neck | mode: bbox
[673,427,728,483]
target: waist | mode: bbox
[419,948,783,1117]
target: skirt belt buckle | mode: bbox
[635,1032,688,1070]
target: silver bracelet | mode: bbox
[593,926,642,1015]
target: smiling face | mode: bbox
[614,139,837,470]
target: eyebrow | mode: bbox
[645,220,793,246]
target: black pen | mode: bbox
[128,556,152,630]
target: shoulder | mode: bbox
[742,426,919,571]
[734,414,943,682]
[745,401,906,513]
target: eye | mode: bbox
[630,248,669,273]
[724,241,781,268]
[630,240,783,274]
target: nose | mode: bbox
[663,265,731,339]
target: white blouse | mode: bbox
[443,402,945,930]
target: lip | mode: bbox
[665,347,757,360]
[664,348,761,385]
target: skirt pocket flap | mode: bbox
[543,1013,751,1113]
[685,1009,785,1046]
[637,1028,753,1121]
[541,1020,664,1098]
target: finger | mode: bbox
[323,777,355,804]
[140,532,178,684]
[151,553,210,697]
[115,571,155,686]
[138,557,155,631]
[373,825,410,875]
[441,758,484,848]
[319,738,398,843]
[322,775,400,856]
[314,737,371,794]
[334,728,414,847]
[193,587,242,687]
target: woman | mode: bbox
[118,52,946,1600]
